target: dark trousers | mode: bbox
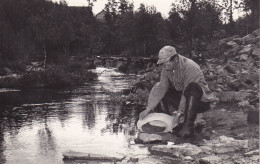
[155,82,210,115]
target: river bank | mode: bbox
[0,60,97,89]
[110,29,259,163]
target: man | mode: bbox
[139,46,213,138]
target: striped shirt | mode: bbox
[147,54,214,113]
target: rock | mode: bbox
[151,143,202,157]
[237,45,252,56]
[219,90,249,102]
[216,76,226,84]
[205,75,218,81]
[208,83,222,92]
[136,133,163,143]
[219,35,240,46]
[239,54,248,61]
[135,156,182,164]
[214,147,239,154]
[233,38,244,45]
[251,47,260,60]
[3,67,12,74]
[203,136,249,154]
[62,151,126,161]
[199,155,221,164]
[224,65,236,74]
[238,71,258,86]
[226,79,241,91]
[245,149,259,156]
[226,41,237,48]
[247,110,259,124]
[224,46,242,58]
[254,61,260,67]
[242,34,253,43]
[238,101,249,107]
[200,146,213,154]
[245,37,260,45]
[215,65,225,75]
[183,156,193,161]
[252,29,260,37]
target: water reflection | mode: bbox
[0,67,147,163]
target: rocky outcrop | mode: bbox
[134,30,259,109]
[150,136,259,164]
[204,29,260,110]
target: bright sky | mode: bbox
[55,0,174,17]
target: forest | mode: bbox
[0,0,259,71]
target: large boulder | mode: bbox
[237,44,253,56]
[151,143,203,157]
[202,136,249,154]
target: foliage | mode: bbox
[0,0,96,66]
[0,64,97,88]
[103,87,149,106]
[127,88,149,105]
[0,0,258,69]
[168,0,223,57]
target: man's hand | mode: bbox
[172,112,183,128]
[139,109,150,120]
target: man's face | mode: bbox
[162,56,179,71]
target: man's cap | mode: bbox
[157,46,177,65]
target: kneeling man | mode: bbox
[139,46,214,138]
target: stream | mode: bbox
[0,67,149,164]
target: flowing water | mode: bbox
[0,67,149,164]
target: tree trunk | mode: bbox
[143,41,146,56]
[43,43,47,70]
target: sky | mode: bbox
[54,0,175,17]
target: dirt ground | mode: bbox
[203,103,259,141]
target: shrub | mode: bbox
[0,63,97,88]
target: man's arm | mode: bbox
[139,67,169,119]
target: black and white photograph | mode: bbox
[0,0,259,163]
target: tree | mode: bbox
[116,1,135,55]
[169,0,222,57]
[243,0,259,30]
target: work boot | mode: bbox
[178,95,199,138]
